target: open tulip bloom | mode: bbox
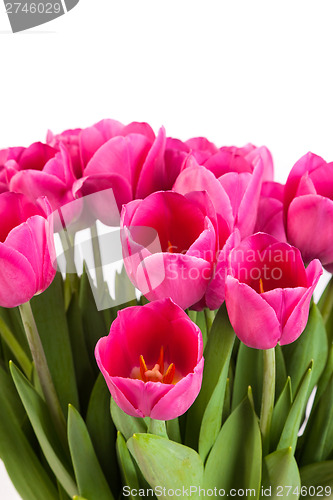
[1,120,333,500]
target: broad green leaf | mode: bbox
[30,273,79,412]
[186,305,235,452]
[73,497,89,500]
[301,373,333,464]
[86,374,118,493]
[68,405,114,500]
[116,431,139,498]
[0,366,58,500]
[10,362,78,498]
[67,294,95,413]
[79,266,107,371]
[128,433,204,499]
[232,343,262,414]
[300,461,333,499]
[261,447,300,499]
[270,377,292,451]
[277,364,312,453]
[282,304,327,398]
[204,397,262,498]
[110,396,147,441]
[315,344,333,404]
[318,276,333,324]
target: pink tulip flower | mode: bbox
[9,143,76,212]
[0,192,56,308]
[173,149,267,239]
[121,190,217,310]
[284,152,333,272]
[255,182,287,242]
[225,233,322,349]
[95,298,204,420]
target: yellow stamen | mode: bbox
[259,278,264,294]
[167,241,174,253]
[139,355,148,382]
[163,363,175,384]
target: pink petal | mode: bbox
[135,127,167,198]
[150,358,204,420]
[280,259,322,345]
[80,119,124,166]
[136,253,212,309]
[287,194,333,266]
[0,243,37,307]
[225,276,281,349]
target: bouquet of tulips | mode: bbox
[0,119,332,500]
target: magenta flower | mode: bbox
[121,191,217,310]
[225,233,322,349]
[284,152,333,272]
[173,148,268,239]
[255,182,287,242]
[0,192,56,308]
[9,144,76,212]
[95,298,204,420]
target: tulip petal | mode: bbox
[150,358,204,420]
[135,127,167,198]
[0,243,37,307]
[80,119,124,166]
[173,163,234,230]
[225,276,281,349]
[280,259,322,345]
[287,194,333,265]
[136,253,212,310]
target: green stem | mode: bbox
[90,222,105,295]
[204,308,215,334]
[19,301,67,445]
[188,310,197,323]
[260,347,275,456]
[0,316,32,378]
[147,418,168,438]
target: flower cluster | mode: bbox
[0,118,326,420]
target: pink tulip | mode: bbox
[255,182,287,242]
[225,233,322,349]
[95,298,204,420]
[284,152,333,272]
[121,191,217,310]
[173,149,267,239]
[73,124,167,225]
[47,128,82,178]
[9,143,76,212]
[0,192,56,308]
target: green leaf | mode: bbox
[86,374,119,493]
[128,433,204,499]
[275,344,288,400]
[232,343,263,414]
[110,396,147,441]
[0,365,59,500]
[68,405,114,500]
[79,266,107,367]
[301,373,333,464]
[277,363,313,454]
[10,361,78,498]
[204,396,261,498]
[270,377,292,451]
[300,461,333,497]
[30,273,79,413]
[166,418,182,443]
[315,344,333,405]
[66,293,95,413]
[283,304,327,399]
[116,431,139,498]
[185,304,235,453]
[261,447,300,499]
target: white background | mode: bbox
[0,1,333,498]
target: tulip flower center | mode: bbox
[137,346,176,384]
